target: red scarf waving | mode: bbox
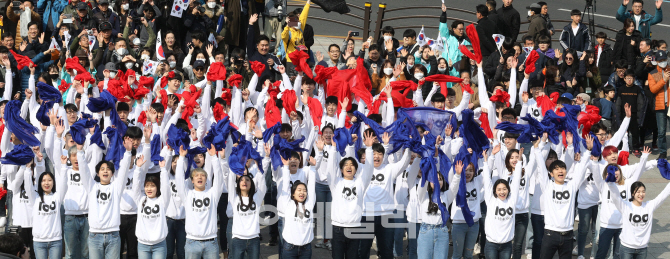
[107,79,132,102]
[281,89,298,116]
[479,112,494,138]
[424,74,464,97]
[207,62,227,80]
[9,50,34,70]
[326,69,356,113]
[265,97,282,128]
[489,89,510,107]
[355,57,372,92]
[314,65,338,86]
[535,95,555,116]
[59,80,71,93]
[289,50,313,79]
[525,50,540,74]
[137,111,147,126]
[459,24,482,63]
[368,92,388,115]
[249,61,266,77]
[391,90,414,108]
[578,105,602,137]
[181,86,203,129]
[307,97,323,130]
[74,72,95,85]
[390,80,419,91]
[65,56,87,74]
[220,88,232,106]
[213,102,228,122]
[228,74,243,88]
[160,71,176,88]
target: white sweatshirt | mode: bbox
[88,151,132,233]
[30,159,67,242]
[326,145,374,227]
[229,165,267,240]
[418,172,460,226]
[363,149,410,216]
[135,158,171,245]
[483,159,522,244]
[451,176,483,224]
[274,167,308,217]
[280,167,316,246]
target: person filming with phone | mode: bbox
[5,0,40,47]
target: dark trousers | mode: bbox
[530,214,545,259]
[19,227,35,259]
[331,226,360,259]
[217,193,229,252]
[120,214,138,259]
[512,213,529,259]
[628,114,641,149]
[357,215,394,259]
[540,229,574,259]
[640,108,657,146]
[478,202,488,254]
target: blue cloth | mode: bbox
[0,144,34,165]
[69,113,99,145]
[657,159,670,180]
[90,125,105,150]
[202,116,234,151]
[495,121,535,143]
[263,122,282,143]
[332,127,352,157]
[166,125,191,155]
[269,135,308,171]
[228,134,264,176]
[87,90,117,113]
[400,107,456,139]
[36,100,54,126]
[459,109,490,157]
[605,164,618,183]
[582,132,602,157]
[103,127,123,170]
[150,134,163,165]
[4,100,40,147]
[36,82,62,101]
[521,114,559,144]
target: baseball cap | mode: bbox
[194,60,206,68]
[98,0,109,5]
[99,22,112,31]
[526,3,541,14]
[104,62,117,72]
[76,2,88,10]
[561,93,574,100]
[655,50,667,61]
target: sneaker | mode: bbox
[325,240,332,251]
[269,237,278,246]
[575,215,579,222]
[474,243,481,255]
[572,246,578,256]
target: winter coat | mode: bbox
[648,65,669,111]
[525,14,549,43]
[37,0,67,32]
[559,23,591,54]
[616,5,663,39]
[497,4,520,41]
[475,16,499,57]
[595,43,614,80]
[613,29,641,69]
[224,0,260,47]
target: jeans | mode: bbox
[314,183,332,240]
[578,205,599,256]
[88,231,121,259]
[407,223,420,259]
[227,218,234,253]
[263,172,278,239]
[64,215,89,259]
[540,230,573,259]
[230,238,259,259]
[358,215,395,259]
[217,193,229,252]
[620,245,647,259]
[451,221,479,259]
[596,228,621,259]
[331,226,360,259]
[484,240,513,259]
[281,242,312,259]
[137,240,167,259]
[166,218,185,259]
[4,190,11,232]
[530,214,544,259]
[657,110,668,154]
[392,210,408,257]
[479,202,488,254]
[185,238,219,259]
[417,223,450,259]
[33,240,62,259]
[513,213,529,259]
[120,214,138,259]
[278,216,284,258]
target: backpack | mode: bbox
[276,30,290,60]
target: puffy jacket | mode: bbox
[91,9,120,36]
[595,43,614,79]
[37,0,67,31]
[438,10,470,76]
[525,14,549,42]
[616,5,663,39]
[648,66,669,111]
[559,23,591,54]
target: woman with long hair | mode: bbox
[559,49,585,92]
[580,50,601,94]
[450,160,483,259]
[614,18,642,69]
[278,155,316,258]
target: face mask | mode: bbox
[383,35,392,42]
[414,73,424,80]
[116,48,127,56]
[207,2,216,8]
[659,61,668,68]
[122,3,129,10]
[196,58,206,63]
[125,62,134,69]
[169,61,176,68]
[133,38,141,46]
[438,68,447,73]
[383,68,393,75]
[109,71,117,78]
[141,54,150,60]
[50,74,58,80]
[294,22,301,29]
[407,63,414,69]
[528,10,533,17]
[652,60,658,65]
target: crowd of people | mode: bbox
[0,0,667,258]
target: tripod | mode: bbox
[582,0,597,48]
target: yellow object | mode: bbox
[281,0,310,62]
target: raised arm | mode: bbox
[174,149,189,202]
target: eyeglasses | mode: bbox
[595,133,608,138]
[329,50,341,53]
[565,57,574,60]
[194,67,204,71]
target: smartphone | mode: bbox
[63,13,72,23]
[12,1,20,11]
[350,31,360,37]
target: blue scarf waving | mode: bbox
[150,134,164,165]
[203,116,235,151]
[229,133,265,176]
[269,135,308,171]
[4,100,40,147]
[0,144,35,165]
[69,113,99,145]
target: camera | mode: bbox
[196,6,205,13]
[131,16,142,23]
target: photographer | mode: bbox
[129,5,158,47]
[184,1,214,50]
[73,2,98,37]
[0,234,29,259]
[5,0,41,47]
[92,0,120,37]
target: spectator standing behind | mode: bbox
[134,4,159,47]
[6,0,41,47]
[376,26,399,61]
[439,4,470,79]
[647,50,669,159]
[325,44,346,70]
[475,4,499,61]
[593,86,617,130]
[224,0,259,56]
[615,69,647,155]
[115,0,130,38]
[614,18,642,69]
[280,0,310,64]
[247,14,281,87]
[525,3,548,43]
[595,32,614,86]
[497,0,520,41]
[559,9,591,56]
[292,7,314,54]
[91,0,120,38]
[264,0,286,43]
[37,0,67,36]
[359,42,385,79]
[73,2,98,37]
[538,2,554,36]
[486,1,509,40]
[616,0,663,39]
[62,0,83,19]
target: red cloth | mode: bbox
[138,76,154,89]
[180,86,203,129]
[479,112,494,139]
[268,81,282,99]
[160,71,176,88]
[282,89,298,116]
[249,61,266,77]
[9,50,34,70]
[65,56,87,74]
[391,90,414,108]
[0,188,7,201]
[133,86,151,100]
[137,111,147,126]
[458,24,482,63]
[618,151,630,166]
[424,74,464,97]
[207,62,227,80]
[525,50,540,74]
[59,80,71,93]
[460,84,474,94]
[355,57,372,92]
[489,89,510,107]
[107,79,131,102]
[314,65,338,85]
[74,72,95,85]
[535,95,555,116]
[368,92,388,115]
[122,69,136,84]
[307,97,323,130]
[390,80,419,91]
[578,105,602,137]
[289,50,313,79]
[326,69,357,113]
[351,60,373,108]
[549,92,560,102]
[220,88,232,106]
[213,102,228,122]
[158,89,168,109]
[227,74,243,88]
[265,97,282,129]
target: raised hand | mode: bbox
[316,135,325,151]
[454,160,464,174]
[123,136,133,151]
[143,125,152,142]
[625,103,632,118]
[445,124,453,136]
[656,0,662,9]
[643,145,651,154]
[179,145,188,157]
[363,131,374,147]
[382,132,390,145]
[136,155,146,167]
[207,144,216,156]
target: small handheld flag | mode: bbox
[156,30,165,61]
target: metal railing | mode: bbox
[287,2,373,39]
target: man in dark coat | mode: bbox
[497,0,521,41]
[475,4,500,60]
[224,0,260,55]
[595,32,614,85]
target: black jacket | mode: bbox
[596,43,614,79]
[475,16,499,57]
[559,23,591,53]
[497,4,521,41]
[487,9,510,40]
[613,29,641,69]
